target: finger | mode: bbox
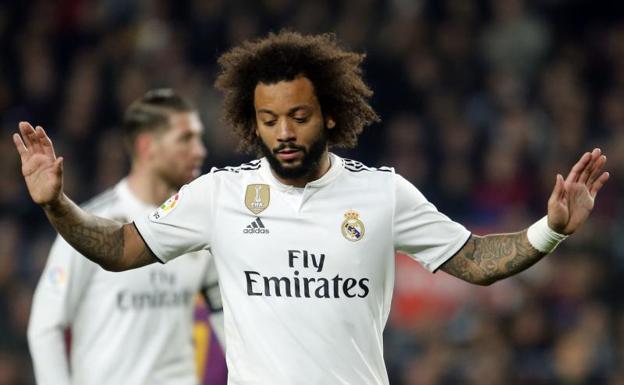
[558,174,566,200]
[18,121,36,150]
[12,133,29,160]
[54,156,64,176]
[579,148,602,184]
[587,155,607,185]
[29,125,44,154]
[557,174,567,199]
[549,173,565,203]
[577,154,595,184]
[36,126,56,158]
[565,152,591,184]
[21,122,43,154]
[590,172,610,198]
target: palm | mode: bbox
[13,122,64,206]
[547,149,609,235]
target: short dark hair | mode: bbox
[121,88,195,155]
[215,31,380,154]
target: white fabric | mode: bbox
[134,154,471,385]
[28,179,225,385]
[527,215,568,253]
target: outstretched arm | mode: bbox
[440,231,541,285]
[13,122,157,271]
[441,148,609,285]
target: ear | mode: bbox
[135,132,154,159]
[325,116,336,130]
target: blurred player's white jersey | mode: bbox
[28,179,224,385]
[134,153,470,385]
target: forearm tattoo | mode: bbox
[44,197,125,269]
[440,232,545,285]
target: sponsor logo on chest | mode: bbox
[243,217,270,234]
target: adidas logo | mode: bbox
[243,217,270,234]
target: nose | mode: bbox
[192,138,207,160]
[277,119,295,142]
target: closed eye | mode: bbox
[293,117,308,124]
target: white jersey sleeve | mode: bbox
[393,174,471,272]
[27,236,97,385]
[134,175,214,263]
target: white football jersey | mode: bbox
[28,179,225,385]
[134,154,470,385]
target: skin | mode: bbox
[13,77,610,283]
[254,76,335,187]
[131,112,207,203]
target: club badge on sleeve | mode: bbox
[341,210,365,242]
[150,191,182,221]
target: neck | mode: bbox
[126,165,177,206]
[271,151,331,188]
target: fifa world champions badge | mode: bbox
[150,191,182,221]
[245,184,270,215]
[341,210,365,242]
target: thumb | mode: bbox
[549,173,564,203]
[54,156,64,176]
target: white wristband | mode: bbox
[526,216,568,253]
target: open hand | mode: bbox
[13,122,64,207]
[547,148,610,234]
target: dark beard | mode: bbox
[259,132,327,180]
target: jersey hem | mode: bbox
[432,231,472,273]
[132,222,166,264]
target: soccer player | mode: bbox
[14,32,609,385]
[26,89,225,385]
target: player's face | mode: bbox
[254,76,335,184]
[151,112,206,188]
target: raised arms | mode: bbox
[441,148,609,285]
[13,122,157,271]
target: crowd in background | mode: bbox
[1,0,624,384]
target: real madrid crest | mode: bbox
[341,210,365,242]
[245,184,270,215]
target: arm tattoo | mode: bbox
[43,195,152,271]
[440,232,545,285]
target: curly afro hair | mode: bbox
[215,30,380,154]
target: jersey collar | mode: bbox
[116,178,157,211]
[259,152,344,190]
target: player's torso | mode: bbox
[209,159,395,384]
[76,252,206,321]
[71,257,204,385]
[212,175,394,298]
[76,187,207,327]
[71,183,205,385]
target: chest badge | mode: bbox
[245,184,270,215]
[341,210,365,242]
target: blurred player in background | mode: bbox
[27,89,225,385]
[14,32,609,384]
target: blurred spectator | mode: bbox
[481,0,550,80]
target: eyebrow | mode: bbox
[257,105,312,116]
